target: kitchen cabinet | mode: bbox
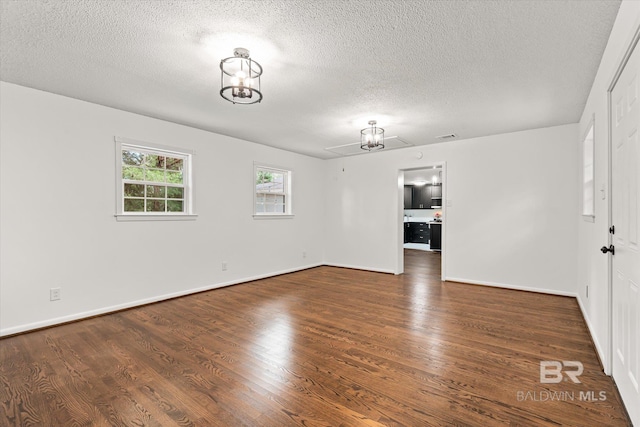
[405,184,442,209]
[412,186,431,209]
[404,222,411,243]
[408,222,430,243]
[430,184,442,208]
[404,186,413,209]
[429,223,442,250]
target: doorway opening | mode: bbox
[398,163,446,280]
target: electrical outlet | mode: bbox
[222,261,228,271]
[586,285,589,298]
[302,250,307,259]
[50,287,61,301]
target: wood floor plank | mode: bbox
[0,249,631,426]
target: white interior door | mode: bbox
[611,38,640,427]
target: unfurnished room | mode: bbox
[1,1,639,426]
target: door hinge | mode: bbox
[609,225,615,234]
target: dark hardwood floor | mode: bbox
[0,249,631,426]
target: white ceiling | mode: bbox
[0,0,621,159]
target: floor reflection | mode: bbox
[251,301,294,369]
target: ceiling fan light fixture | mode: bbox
[220,47,263,105]
[360,120,385,151]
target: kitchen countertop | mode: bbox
[404,219,443,224]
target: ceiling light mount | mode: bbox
[220,47,263,105]
[360,120,385,151]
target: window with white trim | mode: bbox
[254,164,292,217]
[115,137,195,220]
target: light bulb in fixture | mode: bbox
[220,47,263,104]
[360,120,385,151]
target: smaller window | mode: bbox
[254,164,292,217]
[115,137,195,220]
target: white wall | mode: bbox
[0,82,326,335]
[577,0,640,371]
[324,124,579,295]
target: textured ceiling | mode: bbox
[0,0,621,159]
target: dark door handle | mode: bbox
[600,245,615,255]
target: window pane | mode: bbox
[166,171,183,184]
[146,200,165,212]
[146,185,166,198]
[124,199,144,212]
[268,173,284,193]
[256,169,273,185]
[145,155,165,169]
[123,166,144,180]
[124,183,144,197]
[256,171,285,194]
[119,143,192,216]
[166,157,183,171]
[122,150,143,166]
[167,200,183,212]
[274,195,285,213]
[167,187,184,199]
[145,169,165,183]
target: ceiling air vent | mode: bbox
[435,133,457,140]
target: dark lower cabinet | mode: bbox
[430,223,442,250]
[405,222,442,249]
[407,223,430,243]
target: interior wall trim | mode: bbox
[0,262,323,337]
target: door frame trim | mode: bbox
[606,18,640,376]
[396,162,447,280]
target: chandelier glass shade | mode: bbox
[220,48,263,104]
[360,120,385,151]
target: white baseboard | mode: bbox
[576,295,609,374]
[323,263,395,275]
[0,266,586,337]
[444,277,578,298]
[0,263,323,337]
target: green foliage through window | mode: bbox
[121,148,186,213]
[256,170,273,184]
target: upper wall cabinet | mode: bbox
[404,186,413,209]
[405,184,442,209]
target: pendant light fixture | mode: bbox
[360,120,385,151]
[220,47,263,104]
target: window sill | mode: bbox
[115,214,198,222]
[253,214,294,220]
